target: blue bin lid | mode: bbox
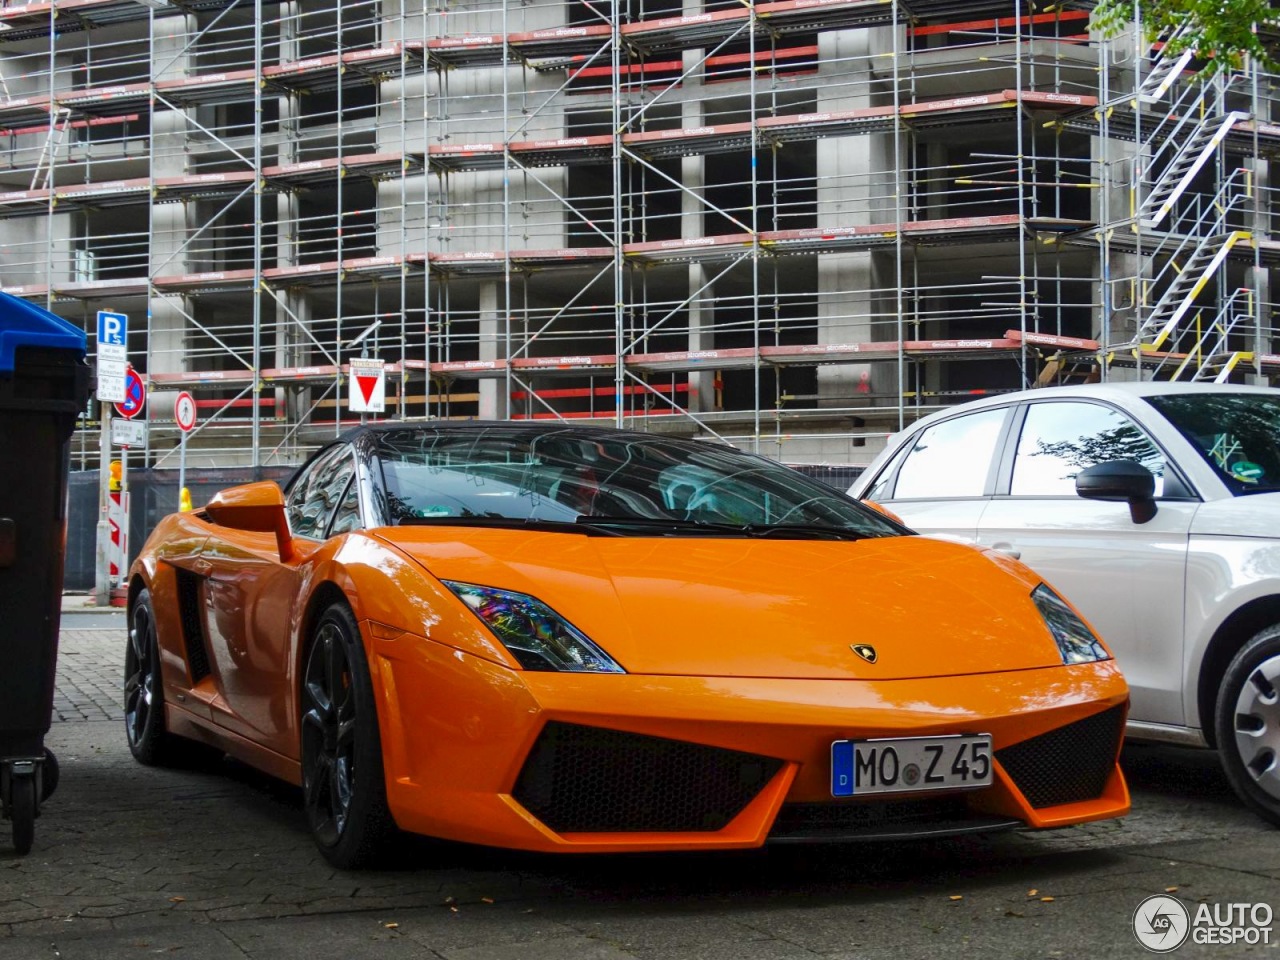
[0,290,87,374]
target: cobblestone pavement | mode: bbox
[3,627,1280,959]
[53,630,125,723]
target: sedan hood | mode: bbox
[379,528,1067,680]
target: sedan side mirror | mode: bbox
[204,481,295,562]
[1075,460,1157,525]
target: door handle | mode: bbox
[990,543,1021,560]
[193,558,212,575]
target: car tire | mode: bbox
[300,600,396,869]
[125,588,177,766]
[1216,626,1280,827]
[8,773,34,855]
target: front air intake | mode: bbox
[513,722,782,833]
[996,705,1125,809]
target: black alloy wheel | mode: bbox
[125,589,174,765]
[300,601,395,868]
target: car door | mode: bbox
[200,445,360,754]
[869,405,1013,541]
[975,399,1198,727]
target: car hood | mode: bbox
[377,528,1067,680]
[1190,491,1280,538]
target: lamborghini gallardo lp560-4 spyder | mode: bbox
[125,423,1129,867]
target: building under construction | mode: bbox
[0,0,1275,470]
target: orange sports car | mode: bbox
[125,423,1129,868]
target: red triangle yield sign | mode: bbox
[355,374,378,405]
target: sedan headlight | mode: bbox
[442,580,625,674]
[1032,583,1110,665]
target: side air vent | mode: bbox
[173,567,211,683]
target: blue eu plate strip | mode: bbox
[831,740,854,797]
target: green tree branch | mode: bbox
[1090,0,1280,75]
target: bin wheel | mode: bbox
[9,775,34,855]
[41,749,58,803]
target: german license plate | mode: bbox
[831,734,993,797]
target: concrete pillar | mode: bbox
[814,27,886,405]
[680,36,712,412]
[147,15,197,377]
[478,281,509,419]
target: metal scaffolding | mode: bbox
[0,0,1275,470]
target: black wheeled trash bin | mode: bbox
[0,291,89,855]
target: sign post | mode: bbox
[94,310,127,607]
[174,391,196,509]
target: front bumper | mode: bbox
[368,629,1129,853]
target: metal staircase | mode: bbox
[1166,287,1255,382]
[1124,35,1256,377]
[1138,110,1250,228]
[1137,26,1195,104]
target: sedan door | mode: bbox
[975,399,1197,727]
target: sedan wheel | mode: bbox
[300,602,395,868]
[1218,627,1280,826]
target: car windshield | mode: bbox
[1147,392,1280,495]
[370,426,901,538]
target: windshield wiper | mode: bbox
[574,516,872,540]
[745,523,873,541]
[396,516,624,535]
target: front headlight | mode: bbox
[1032,583,1110,665]
[442,580,625,674]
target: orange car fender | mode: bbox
[296,533,517,669]
[288,534,524,772]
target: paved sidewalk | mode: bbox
[6,627,1280,959]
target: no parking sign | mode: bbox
[114,367,146,420]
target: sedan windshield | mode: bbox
[1147,392,1280,495]
[370,426,900,538]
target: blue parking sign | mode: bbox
[97,310,127,347]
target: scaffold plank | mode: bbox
[433,358,509,379]
[0,94,54,127]
[263,43,426,93]
[425,34,510,68]
[1005,330,1100,352]
[153,269,257,293]
[55,276,150,298]
[0,0,147,42]
[508,23,612,61]
[154,170,260,202]
[626,234,755,263]
[623,121,755,160]
[54,177,151,208]
[264,152,421,187]
[628,347,758,372]
[510,354,618,375]
[155,69,258,106]
[55,81,150,115]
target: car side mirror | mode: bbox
[204,481,295,562]
[861,498,908,527]
[1075,460,1157,525]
